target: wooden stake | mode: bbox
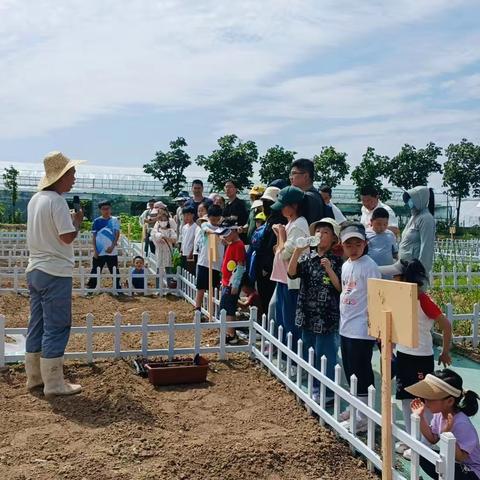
[380,310,393,480]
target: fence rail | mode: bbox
[430,266,480,289]
[0,269,459,478]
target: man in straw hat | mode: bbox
[25,151,85,398]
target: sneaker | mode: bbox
[289,365,298,378]
[340,417,368,434]
[226,334,239,345]
[312,388,320,403]
[262,341,271,356]
[403,448,412,461]
[395,442,409,454]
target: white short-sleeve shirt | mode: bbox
[360,201,398,229]
[26,191,76,277]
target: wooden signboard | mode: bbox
[367,278,418,480]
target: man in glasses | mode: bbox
[289,158,333,224]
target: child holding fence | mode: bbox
[287,217,343,403]
[129,255,145,291]
[379,258,453,458]
[407,369,480,479]
[338,222,381,433]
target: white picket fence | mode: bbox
[430,265,480,289]
[435,303,480,348]
[0,269,459,478]
[251,317,457,479]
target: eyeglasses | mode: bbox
[289,170,305,178]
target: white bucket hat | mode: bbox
[37,151,86,191]
[261,186,280,203]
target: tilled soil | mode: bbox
[0,357,376,480]
[0,294,377,480]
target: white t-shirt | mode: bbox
[330,201,346,224]
[181,223,198,256]
[340,255,381,339]
[26,191,76,277]
[360,201,398,229]
[197,223,224,271]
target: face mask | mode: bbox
[159,221,168,228]
[407,199,415,209]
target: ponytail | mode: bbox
[428,188,435,216]
[457,390,480,417]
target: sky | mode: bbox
[0,0,479,194]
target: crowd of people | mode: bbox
[24,152,480,479]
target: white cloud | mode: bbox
[0,0,473,139]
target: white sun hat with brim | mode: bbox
[250,199,263,210]
[260,186,280,203]
[405,373,463,400]
[37,151,86,191]
[309,217,340,237]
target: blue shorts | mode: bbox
[219,286,239,316]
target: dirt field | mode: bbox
[0,294,377,480]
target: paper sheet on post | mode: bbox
[367,278,419,348]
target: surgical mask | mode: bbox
[159,221,168,228]
[407,199,415,209]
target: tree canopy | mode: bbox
[2,166,19,222]
[442,138,480,227]
[196,134,258,191]
[351,147,391,201]
[387,142,442,190]
[143,137,191,198]
[313,146,349,188]
[258,145,296,185]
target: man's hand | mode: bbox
[71,209,84,229]
[93,250,99,259]
[106,245,114,254]
[410,398,425,418]
[438,350,452,367]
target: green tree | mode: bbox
[442,139,480,227]
[2,166,19,223]
[196,134,258,191]
[351,147,391,201]
[143,137,191,198]
[387,142,442,190]
[313,146,349,187]
[258,145,296,185]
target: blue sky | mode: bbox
[0,0,479,186]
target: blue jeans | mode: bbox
[275,283,300,348]
[302,330,339,390]
[26,270,73,358]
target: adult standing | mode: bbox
[86,200,122,291]
[289,158,333,224]
[184,179,212,217]
[25,151,85,397]
[319,186,347,225]
[360,186,399,235]
[139,198,157,256]
[398,186,436,281]
[223,179,249,241]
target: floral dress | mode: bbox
[151,223,177,271]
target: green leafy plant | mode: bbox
[259,145,296,185]
[313,146,349,187]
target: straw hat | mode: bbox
[38,151,86,191]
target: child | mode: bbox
[151,212,177,284]
[407,369,480,479]
[287,218,343,402]
[338,222,381,432]
[246,211,267,284]
[379,259,453,457]
[214,217,246,345]
[194,205,225,315]
[238,274,263,319]
[130,255,145,291]
[270,186,309,349]
[366,207,398,278]
[180,206,198,275]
